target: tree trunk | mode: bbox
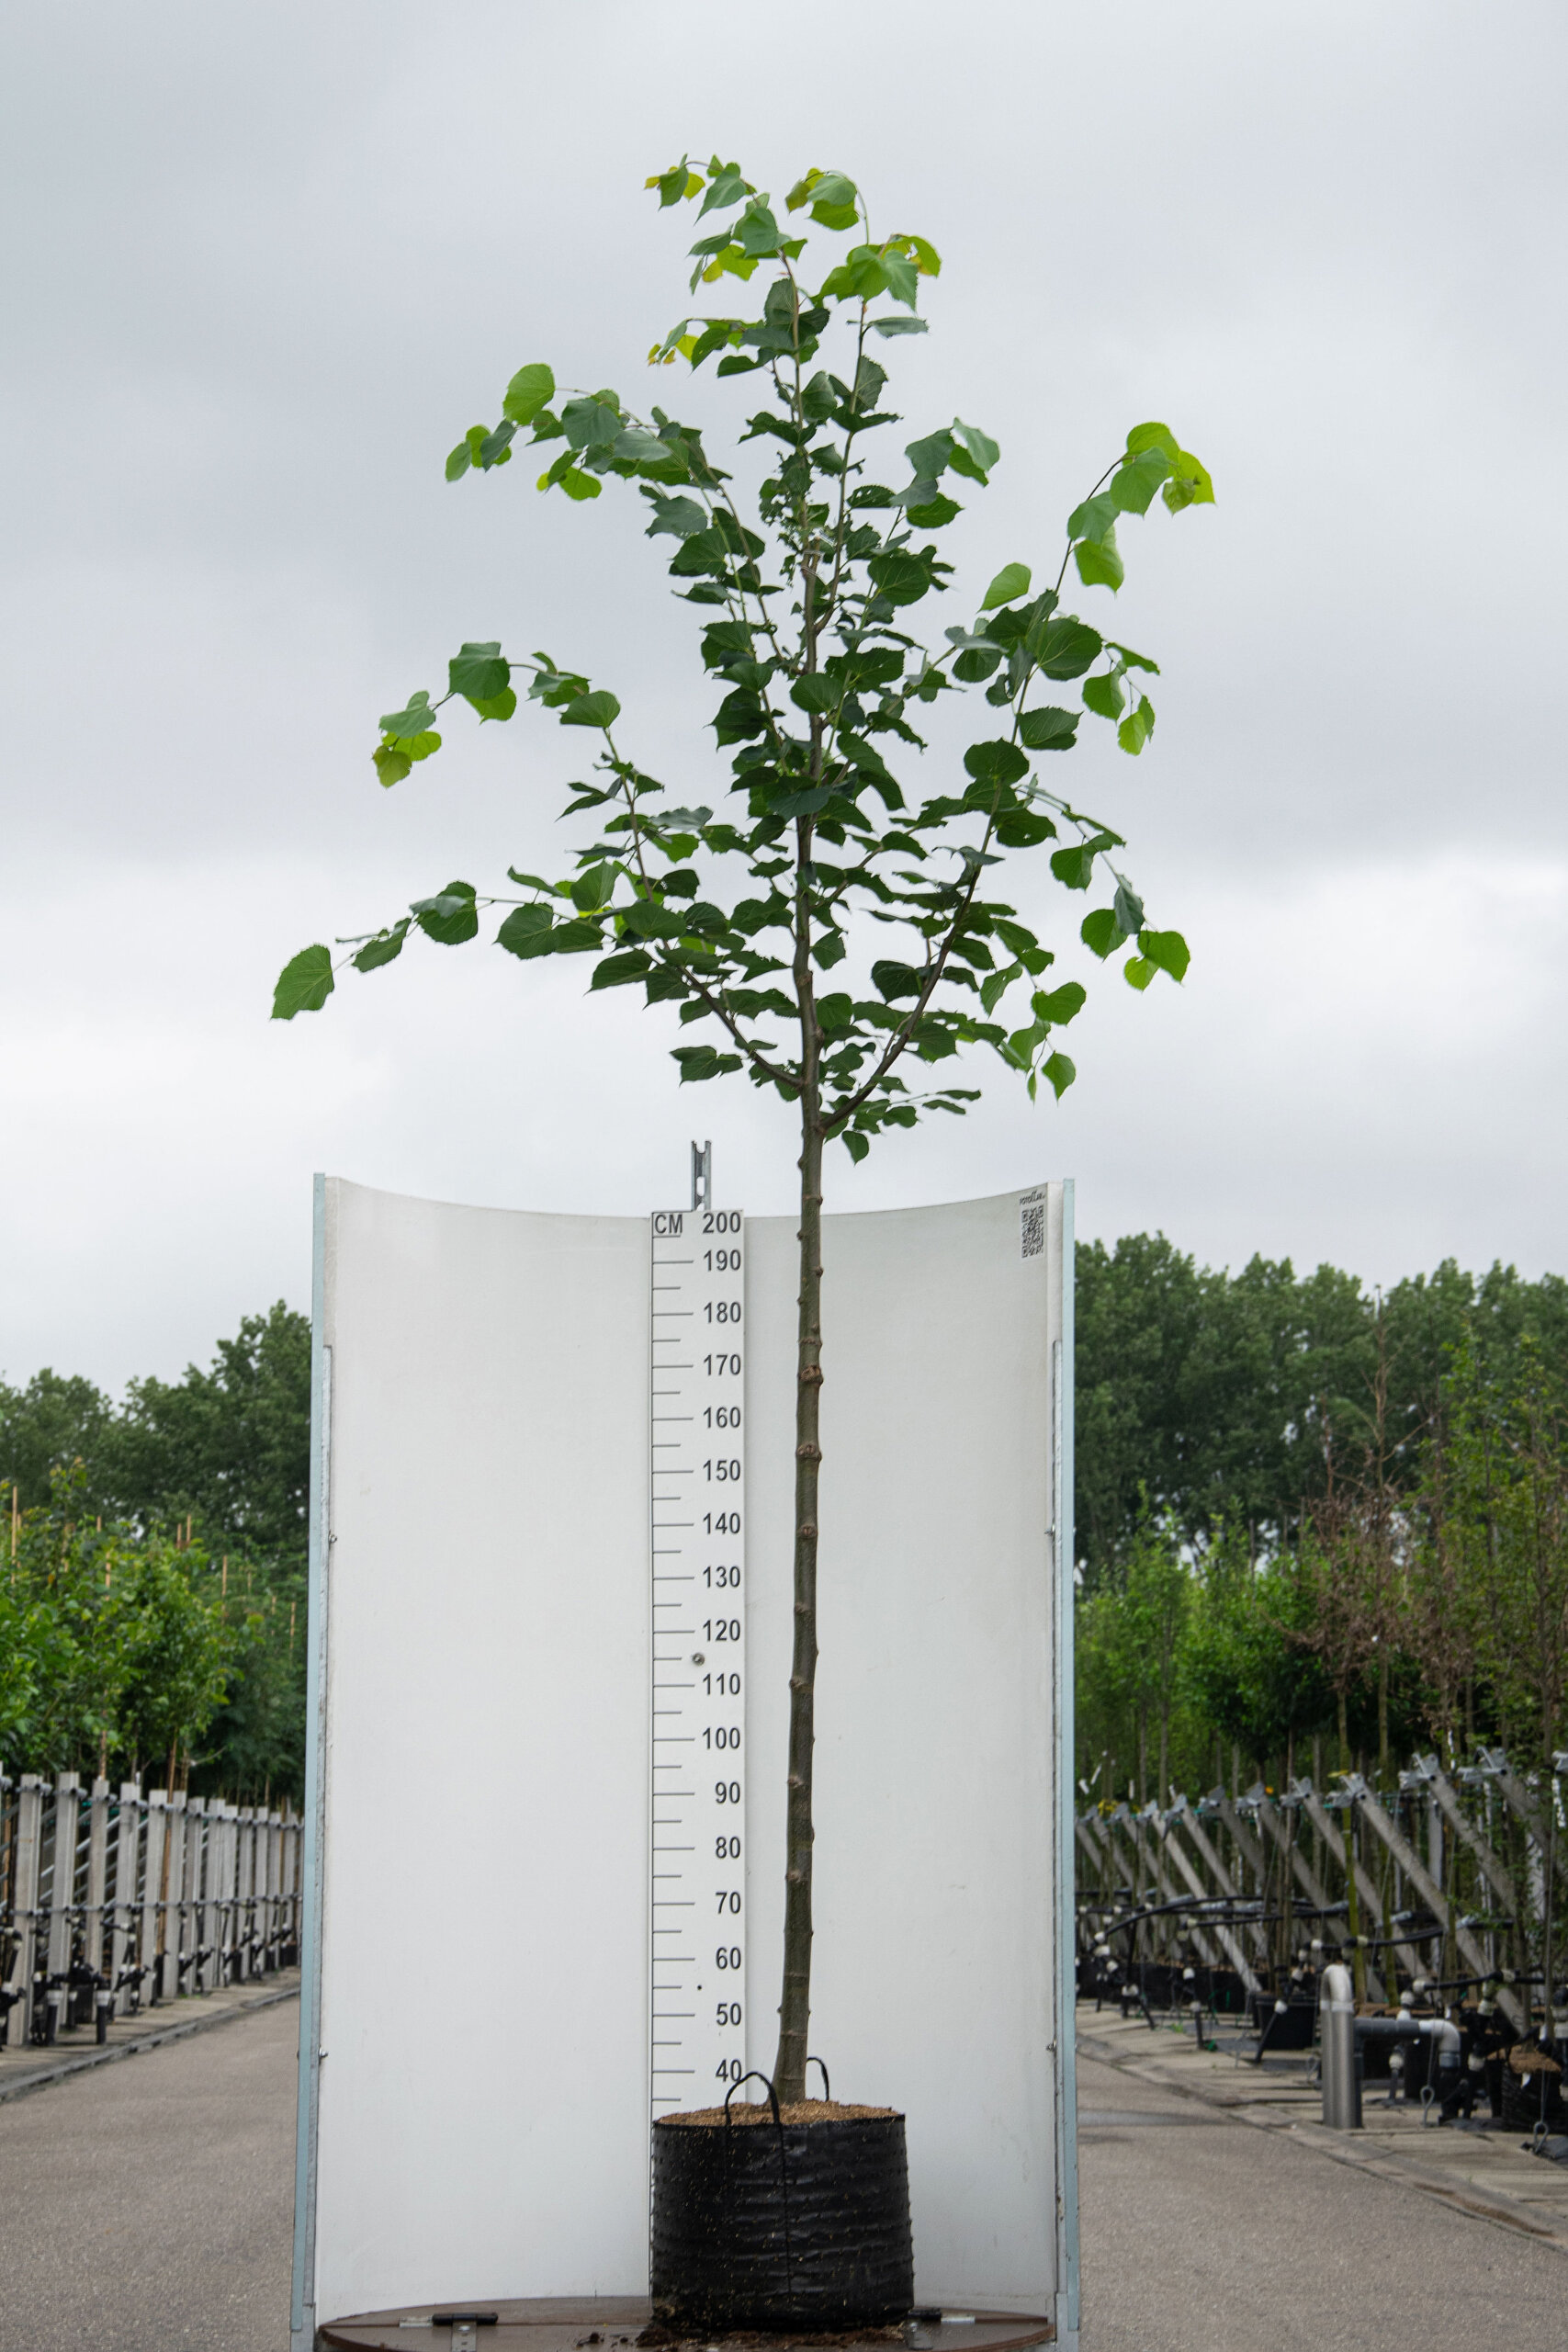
[772,852,823,2105]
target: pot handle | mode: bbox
[807,2055,830,2102]
[724,2070,783,2129]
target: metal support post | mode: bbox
[85,1777,110,1998]
[6,1776,44,2045]
[1320,1962,1359,2129]
[46,1772,81,2040]
[112,1783,141,2014]
[142,1792,168,2003]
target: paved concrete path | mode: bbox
[1077,2045,1567,2351]
[0,1990,296,2352]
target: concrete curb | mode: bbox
[0,1979,299,2105]
[1077,2024,1568,2258]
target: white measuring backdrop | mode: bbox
[291,1176,1078,2351]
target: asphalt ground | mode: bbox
[2,2002,1565,2351]
[0,1990,296,2352]
[1076,2045,1567,2351]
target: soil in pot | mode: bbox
[650,2098,914,2334]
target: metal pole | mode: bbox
[1320,1962,1359,2130]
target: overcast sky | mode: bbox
[2,0,1562,1393]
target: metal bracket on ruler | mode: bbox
[691,1139,713,1212]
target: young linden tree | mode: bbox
[274,154,1213,2104]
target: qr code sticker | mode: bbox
[1020,1189,1045,1260]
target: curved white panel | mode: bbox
[295,1177,1073,2343]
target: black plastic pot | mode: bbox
[650,2074,914,2333]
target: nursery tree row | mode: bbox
[4,1248,1561,1807]
[0,1304,310,1801]
[1077,1310,1568,1817]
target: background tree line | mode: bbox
[0,1305,310,1801]
[1076,1238,1568,1842]
[6,1239,1562,1817]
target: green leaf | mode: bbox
[373,742,412,787]
[1075,529,1124,593]
[953,644,1001,683]
[1105,640,1160,674]
[1109,447,1173,515]
[1138,927,1190,981]
[562,396,624,450]
[549,920,604,953]
[995,809,1056,847]
[621,899,686,939]
[570,863,615,910]
[449,644,509,702]
[445,442,472,482]
[352,920,411,973]
[557,466,603,502]
[1162,450,1215,512]
[734,198,784,257]
[980,561,1032,611]
[645,493,706,539]
[1113,882,1145,935]
[271,944,333,1020]
[872,959,922,1001]
[1125,421,1180,460]
[964,740,1030,786]
[379,692,439,738]
[1019,705,1078,751]
[649,159,699,208]
[613,426,676,470]
[672,1044,742,1082]
[868,314,928,337]
[791,674,840,715]
[1033,981,1087,1025]
[1041,1051,1077,1100]
[842,1129,871,1163]
[907,492,961,529]
[950,419,1000,479]
[1066,494,1116,545]
[867,551,932,605]
[1051,842,1100,891]
[412,882,479,946]
[591,948,653,990]
[1082,672,1125,721]
[699,168,750,219]
[497,904,554,958]
[906,429,955,480]
[1080,909,1122,960]
[560,690,621,729]
[1118,695,1156,755]
[1123,956,1156,991]
[469,685,517,722]
[853,355,887,411]
[503,363,556,426]
[1038,618,1103,680]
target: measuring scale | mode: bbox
[649,1197,747,2119]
